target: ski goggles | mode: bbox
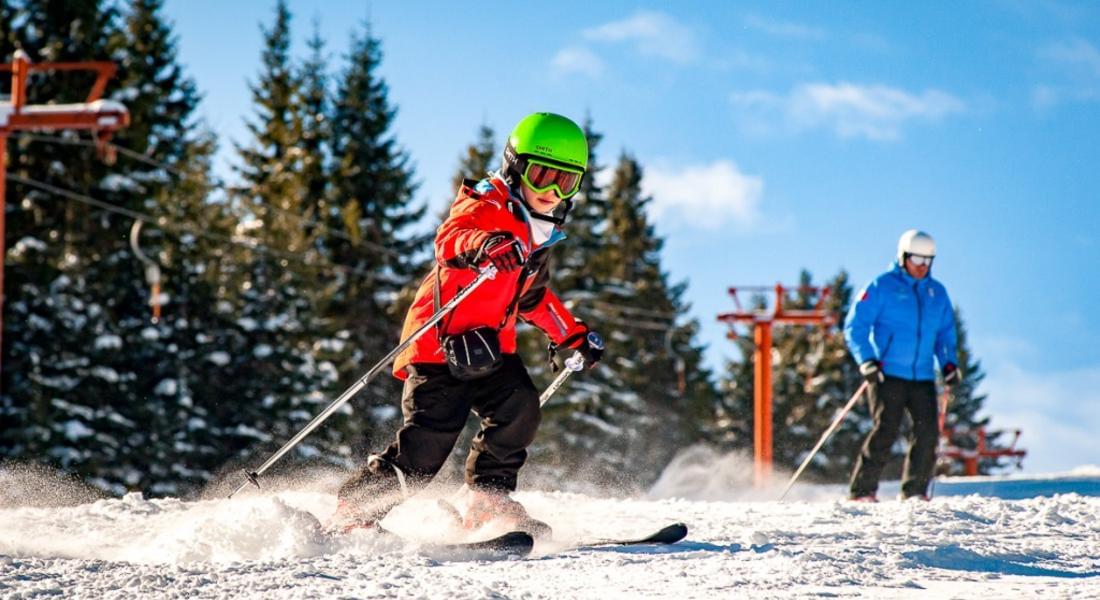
[520,158,584,199]
[907,254,934,266]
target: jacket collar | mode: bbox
[892,260,931,288]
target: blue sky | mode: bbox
[164,1,1100,474]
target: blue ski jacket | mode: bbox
[844,262,958,381]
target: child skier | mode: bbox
[328,112,605,535]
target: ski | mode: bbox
[397,528,535,561]
[348,524,533,560]
[573,522,688,549]
[312,510,535,560]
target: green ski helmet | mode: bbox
[502,113,588,219]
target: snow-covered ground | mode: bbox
[2,454,1099,599]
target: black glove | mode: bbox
[859,360,884,385]
[942,362,960,386]
[477,233,526,273]
[550,326,605,370]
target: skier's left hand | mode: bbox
[553,325,605,370]
[942,363,960,386]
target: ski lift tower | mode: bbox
[0,51,130,377]
[718,284,836,486]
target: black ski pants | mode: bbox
[849,376,938,499]
[338,354,541,509]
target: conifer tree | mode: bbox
[549,116,607,297]
[939,307,1015,475]
[530,152,719,489]
[0,0,136,492]
[450,123,496,194]
[226,0,343,470]
[99,0,233,494]
[298,18,330,240]
[324,21,426,440]
[1,0,236,495]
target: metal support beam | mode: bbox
[753,321,773,486]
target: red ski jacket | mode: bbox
[393,176,583,379]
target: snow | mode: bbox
[94,334,123,350]
[61,420,95,440]
[17,99,128,128]
[10,236,47,257]
[89,366,120,383]
[154,379,178,396]
[206,351,230,366]
[1,456,1098,598]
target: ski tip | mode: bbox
[651,522,689,544]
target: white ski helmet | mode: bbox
[897,229,936,264]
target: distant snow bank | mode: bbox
[647,445,1100,502]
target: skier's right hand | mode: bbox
[859,360,884,385]
[477,233,526,273]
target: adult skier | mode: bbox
[845,230,959,502]
[328,112,604,534]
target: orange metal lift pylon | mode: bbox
[718,284,835,486]
[0,51,130,378]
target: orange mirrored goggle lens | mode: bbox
[524,162,582,196]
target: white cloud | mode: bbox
[583,10,700,64]
[550,46,605,79]
[641,160,763,230]
[1033,38,1100,109]
[1041,38,1100,78]
[742,14,825,41]
[980,360,1100,473]
[731,82,966,141]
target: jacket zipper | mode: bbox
[912,281,923,380]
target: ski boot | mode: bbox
[460,488,552,540]
[325,455,407,535]
[324,498,393,535]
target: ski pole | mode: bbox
[929,386,953,499]
[539,352,585,406]
[778,381,869,501]
[229,266,498,499]
[539,332,603,406]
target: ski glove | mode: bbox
[551,324,605,370]
[859,360,884,385]
[942,362,960,386]
[477,233,526,273]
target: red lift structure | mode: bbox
[0,50,130,377]
[939,426,1027,476]
[718,284,836,486]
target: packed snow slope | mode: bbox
[2,452,1099,599]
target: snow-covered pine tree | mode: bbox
[529,151,719,490]
[717,271,866,482]
[322,21,427,446]
[450,123,496,196]
[938,307,1018,475]
[0,0,156,493]
[224,0,344,471]
[297,19,331,244]
[96,0,240,495]
[550,115,607,300]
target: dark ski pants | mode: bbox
[849,376,938,499]
[338,354,541,510]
